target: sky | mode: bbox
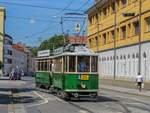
[0,0,94,47]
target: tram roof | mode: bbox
[35,44,98,60]
[53,44,98,57]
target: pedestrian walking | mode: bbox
[136,73,144,92]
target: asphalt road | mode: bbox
[1,77,150,113]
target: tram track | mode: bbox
[101,90,150,113]
[36,87,150,113]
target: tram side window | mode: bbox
[69,56,76,72]
[64,56,68,72]
[91,56,98,72]
[77,56,90,72]
[38,61,41,71]
[54,57,63,72]
[44,61,48,71]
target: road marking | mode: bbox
[26,91,48,108]
[8,104,15,113]
[79,110,88,113]
[15,104,27,113]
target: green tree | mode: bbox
[0,61,3,69]
[31,34,68,57]
[38,35,67,50]
[31,47,38,57]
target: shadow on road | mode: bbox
[70,96,118,103]
[12,96,42,104]
[0,94,11,104]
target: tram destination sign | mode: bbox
[38,50,50,57]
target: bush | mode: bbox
[0,61,3,69]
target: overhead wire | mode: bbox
[25,24,59,38]
[55,0,75,15]
[76,0,91,11]
[7,15,59,23]
[0,1,84,12]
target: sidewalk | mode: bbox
[100,84,150,97]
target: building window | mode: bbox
[120,55,122,59]
[128,54,130,59]
[127,23,131,37]
[110,56,112,60]
[111,2,115,13]
[124,55,126,59]
[111,30,115,40]
[7,59,12,64]
[121,26,126,39]
[145,17,150,32]
[95,13,98,21]
[103,7,107,17]
[143,52,146,58]
[133,54,135,59]
[89,39,92,48]
[89,17,92,25]
[7,50,12,55]
[116,0,120,10]
[133,21,139,35]
[116,56,119,60]
[107,57,109,61]
[121,0,127,6]
[103,33,106,45]
[95,36,98,48]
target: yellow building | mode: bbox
[87,0,150,82]
[0,7,5,75]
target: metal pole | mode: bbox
[114,0,117,80]
[138,0,142,74]
[61,16,66,44]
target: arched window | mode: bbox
[132,54,135,59]
[124,55,126,59]
[107,57,109,61]
[110,56,112,60]
[143,52,147,58]
[111,56,112,60]
[128,54,130,59]
[117,56,119,60]
[113,56,115,60]
[120,55,122,59]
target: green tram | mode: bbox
[35,44,99,99]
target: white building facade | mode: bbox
[99,42,150,82]
[3,35,13,75]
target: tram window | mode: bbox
[91,56,98,72]
[49,60,52,71]
[63,56,67,72]
[77,56,90,72]
[44,61,48,71]
[41,62,44,71]
[38,61,40,71]
[69,56,76,72]
[54,57,63,72]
